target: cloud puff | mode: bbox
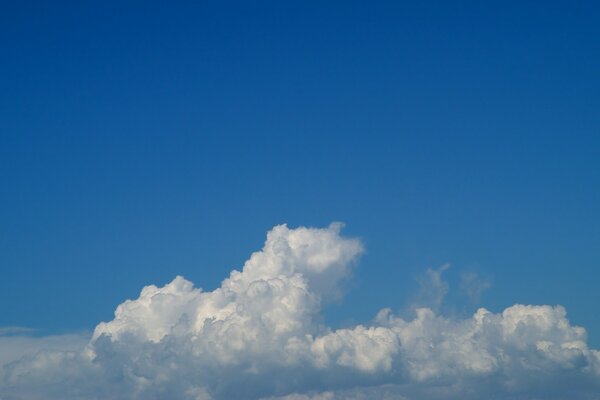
[1,223,599,399]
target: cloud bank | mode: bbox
[1,223,599,399]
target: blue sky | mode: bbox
[1,3,599,398]
[2,0,599,337]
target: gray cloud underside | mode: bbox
[2,224,599,399]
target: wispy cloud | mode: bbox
[413,264,450,311]
[0,327,35,337]
[460,271,491,303]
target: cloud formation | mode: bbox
[1,223,599,399]
[459,271,491,304]
[413,264,450,311]
[0,331,88,371]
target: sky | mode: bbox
[1,1,599,399]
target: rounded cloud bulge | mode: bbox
[1,224,599,400]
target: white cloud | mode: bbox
[1,223,599,399]
[0,332,89,369]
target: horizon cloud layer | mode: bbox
[1,223,599,399]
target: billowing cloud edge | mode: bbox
[1,223,599,400]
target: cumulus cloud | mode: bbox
[1,223,599,400]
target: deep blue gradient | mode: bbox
[1,1,599,344]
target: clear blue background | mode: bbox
[1,1,599,344]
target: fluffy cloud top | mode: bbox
[1,224,599,399]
